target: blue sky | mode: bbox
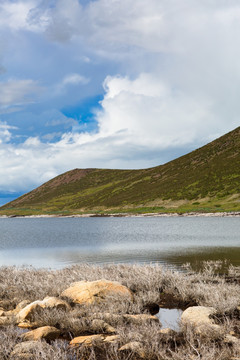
[0,0,240,205]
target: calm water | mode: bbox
[0,217,239,269]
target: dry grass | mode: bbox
[0,262,239,359]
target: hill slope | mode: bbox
[1,127,239,215]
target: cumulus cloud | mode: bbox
[0,71,237,193]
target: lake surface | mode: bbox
[0,217,239,269]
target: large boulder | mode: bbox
[21,326,60,341]
[181,306,221,336]
[17,296,71,322]
[61,279,133,305]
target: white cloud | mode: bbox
[0,122,17,144]
[0,71,238,193]
[0,0,240,194]
[0,0,49,32]
[62,73,90,86]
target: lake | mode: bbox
[0,216,239,269]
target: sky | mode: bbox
[0,0,240,205]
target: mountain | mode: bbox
[1,127,239,215]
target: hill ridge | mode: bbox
[1,126,239,215]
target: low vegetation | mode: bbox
[0,261,239,359]
[0,126,239,215]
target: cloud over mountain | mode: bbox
[0,0,239,195]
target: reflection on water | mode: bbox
[0,217,239,268]
[157,308,183,331]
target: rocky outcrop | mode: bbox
[21,326,60,341]
[61,279,133,305]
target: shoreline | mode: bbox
[0,211,240,218]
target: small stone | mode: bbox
[18,321,39,329]
[21,326,60,341]
[70,334,105,347]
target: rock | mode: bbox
[70,334,105,347]
[41,296,71,310]
[0,310,4,316]
[119,341,145,358]
[18,321,39,329]
[181,306,221,336]
[17,296,71,322]
[91,319,116,334]
[21,326,60,341]
[62,279,132,305]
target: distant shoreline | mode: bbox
[0,211,240,218]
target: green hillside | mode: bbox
[1,127,239,215]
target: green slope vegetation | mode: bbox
[1,127,239,215]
